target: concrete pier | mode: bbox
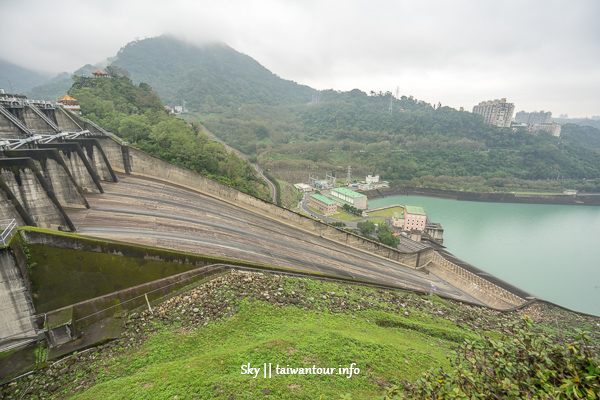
[0,158,75,231]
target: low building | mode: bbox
[404,205,427,231]
[366,175,379,184]
[308,194,337,216]
[330,187,368,209]
[425,222,444,243]
[391,211,405,228]
[294,183,312,192]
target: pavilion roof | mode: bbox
[58,94,77,101]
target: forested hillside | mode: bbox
[22,35,600,193]
[0,59,50,93]
[203,90,600,193]
[111,35,315,111]
[70,75,270,199]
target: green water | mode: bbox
[369,195,600,316]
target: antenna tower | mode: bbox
[388,86,399,114]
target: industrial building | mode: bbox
[403,206,427,231]
[330,187,368,209]
[308,194,338,216]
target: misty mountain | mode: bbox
[0,59,51,93]
[111,35,316,110]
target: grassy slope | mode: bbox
[3,272,599,399]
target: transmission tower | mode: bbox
[388,86,399,114]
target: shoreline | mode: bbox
[363,186,600,206]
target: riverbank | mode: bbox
[363,187,600,206]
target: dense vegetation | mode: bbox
[70,75,270,199]
[111,35,315,111]
[203,91,600,193]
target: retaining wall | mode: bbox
[367,187,600,206]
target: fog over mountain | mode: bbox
[1,0,599,117]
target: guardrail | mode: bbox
[432,252,526,307]
[0,219,17,246]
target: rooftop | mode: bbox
[332,187,366,198]
[393,212,405,219]
[405,206,426,215]
[310,193,337,205]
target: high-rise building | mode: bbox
[472,98,515,127]
[515,111,530,124]
[514,110,552,126]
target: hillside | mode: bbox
[112,35,316,111]
[2,272,598,399]
[70,75,270,199]
[0,59,50,93]
[20,35,600,193]
[201,93,600,193]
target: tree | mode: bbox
[377,223,399,247]
[104,65,131,78]
[357,220,376,236]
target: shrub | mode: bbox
[397,317,600,399]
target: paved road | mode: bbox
[254,163,277,204]
[67,174,482,304]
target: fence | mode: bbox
[432,252,526,307]
[0,219,17,246]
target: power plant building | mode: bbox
[403,206,427,231]
[330,187,368,209]
[308,194,338,216]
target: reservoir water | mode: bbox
[369,195,600,316]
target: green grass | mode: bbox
[367,207,403,218]
[54,276,460,399]
[329,207,361,221]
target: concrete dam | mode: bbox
[0,93,530,378]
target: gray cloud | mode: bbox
[1,0,599,117]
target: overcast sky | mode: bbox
[2,0,599,117]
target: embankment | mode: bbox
[363,187,600,206]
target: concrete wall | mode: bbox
[0,110,25,138]
[67,139,117,182]
[0,248,37,351]
[93,137,433,269]
[21,106,56,134]
[368,187,600,206]
[54,107,83,132]
[38,143,103,193]
[0,158,75,231]
[0,181,27,227]
[92,136,128,173]
[3,149,89,209]
[19,229,276,313]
